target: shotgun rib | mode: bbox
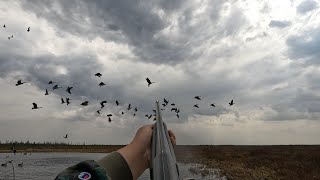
[150,101,181,180]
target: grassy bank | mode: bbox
[1,144,319,179]
[176,145,320,180]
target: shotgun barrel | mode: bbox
[150,101,181,180]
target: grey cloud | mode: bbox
[223,7,247,36]
[151,0,185,12]
[245,32,268,42]
[2,0,320,145]
[260,3,271,14]
[286,27,320,64]
[19,0,245,65]
[107,24,120,31]
[269,20,291,28]
[263,89,320,121]
[297,0,318,14]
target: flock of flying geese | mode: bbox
[16,74,235,125]
[4,76,235,168]
[5,23,235,127]
[3,24,30,39]
[1,23,235,169]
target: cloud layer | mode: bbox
[0,0,320,145]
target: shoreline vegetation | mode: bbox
[1,144,320,179]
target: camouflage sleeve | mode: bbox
[55,152,132,180]
[97,151,133,180]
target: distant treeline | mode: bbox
[0,140,83,146]
[0,140,125,152]
[0,140,70,146]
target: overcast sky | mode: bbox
[0,0,320,145]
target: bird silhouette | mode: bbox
[171,108,177,112]
[48,81,55,84]
[108,117,112,122]
[95,73,102,77]
[164,98,169,104]
[11,35,13,38]
[16,80,26,86]
[162,103,166,107]
[134,107,138,112]
[32,103,42,109]
[176,109,180,113]
[116,100,119,106]
[100,101,107,108]
[99,82,106,87]
[210,103,215,107]
[176,114,180,119]
[3,24,5,28]
[81,101,89,106]
[52,85,61,90]
[11,147,16,154]
[171,103,175,106]
[27,27,30,32]
[193,104,199,108]
[8,36,10,40]
[133,113,136,116]
[97,109,101,114]
[1,163,7,167]
[121,112,124,115]
[194,96,201,100]
[153,117,156,121]
[45,89,49,95]
[146,78,155,87]
[63,134,68,139]
[127,104,131,110]
[66,87,73,94]
[66,98,71,105]
[18,163,23,167]
[229,100,234,106]
[161,108,165,111]
[153,109,156,113]
[146,114,152,119]
[107,114,112,117]
[61,98,65,104]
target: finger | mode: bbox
[168,130,176,141]
[170,136,176,145]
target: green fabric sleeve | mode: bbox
[97,151,133,180]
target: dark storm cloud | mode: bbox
[296,0,318,14]
[0,50,160,122]
[19,0,243,65]
[2,0,317,125]
[269,20,291,28]
[286,27,320,64]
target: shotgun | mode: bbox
[150,101,181,180]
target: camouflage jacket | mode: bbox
[55,152,133,180]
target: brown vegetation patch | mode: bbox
[175,145,320,180]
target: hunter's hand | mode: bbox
[117,124,176,180]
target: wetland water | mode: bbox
[0,153,223,180]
